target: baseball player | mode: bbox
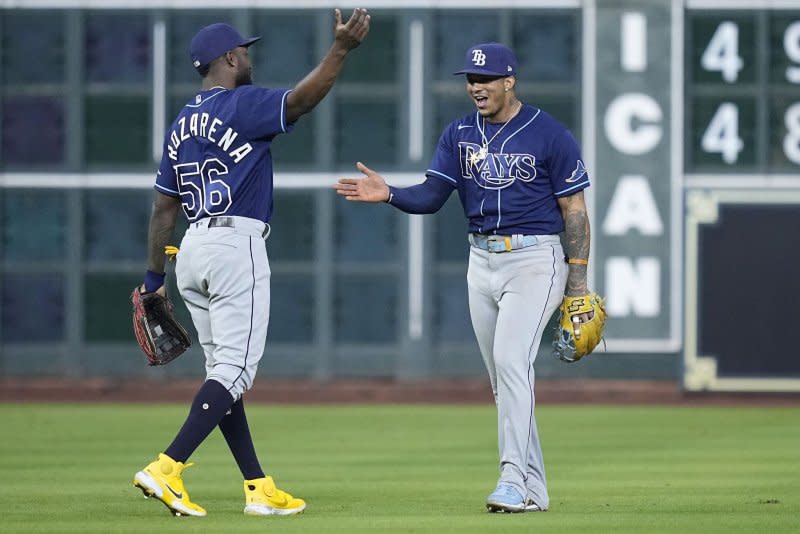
[335,42,592,513]
[133,10,370,517]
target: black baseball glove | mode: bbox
[131,288,191,366]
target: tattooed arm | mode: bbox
[557,190,590,297]
[140,192,181,294]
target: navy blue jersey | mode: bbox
[155,85,293,223]
[426,104,589,235]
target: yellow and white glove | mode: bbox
[553,292,606,363]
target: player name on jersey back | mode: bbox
[166,112,253,164]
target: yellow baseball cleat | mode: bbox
[243,476,306,516]
[133,453,207,517]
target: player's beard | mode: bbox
[235,68,253,86]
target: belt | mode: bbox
[468,233,538,253]
[207,216,234,229]
[192,217,271,239]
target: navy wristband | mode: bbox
[143,270,165,293]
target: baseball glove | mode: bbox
[131,288,191,366]
[553,292,606,363]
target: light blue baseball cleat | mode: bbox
[486,484,546,513]
[486,483,526,513]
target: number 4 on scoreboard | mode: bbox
[701,103,743,165]
[701,21,743,83]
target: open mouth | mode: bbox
[474,95,488,109]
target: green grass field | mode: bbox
[0,403,798,533]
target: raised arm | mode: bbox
[285,8,370,124]
[557,190,590,297]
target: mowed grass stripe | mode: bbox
[0,404,797,533]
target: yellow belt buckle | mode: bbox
[504,236,512,252]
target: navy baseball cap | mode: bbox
[190,23,261,70]
[454,42,517,77]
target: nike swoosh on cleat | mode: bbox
[164,483,183,499]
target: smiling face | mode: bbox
[465,74,516,123]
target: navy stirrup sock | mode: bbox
[165,379,235,463]
[219,398,265,480]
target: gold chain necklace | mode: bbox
[470,101,523,166]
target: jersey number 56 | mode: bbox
[175,159,233,220]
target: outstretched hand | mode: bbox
[334,162,390,203]
[334,8,370,51]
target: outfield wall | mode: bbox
[1,0,799,391]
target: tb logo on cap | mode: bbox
[471,49,487,66]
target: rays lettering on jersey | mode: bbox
[167,112,253,163]
[458,141,537,190]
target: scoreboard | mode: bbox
[687,8,800,173]
[683,5,800,392]
[590,0,800,392]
